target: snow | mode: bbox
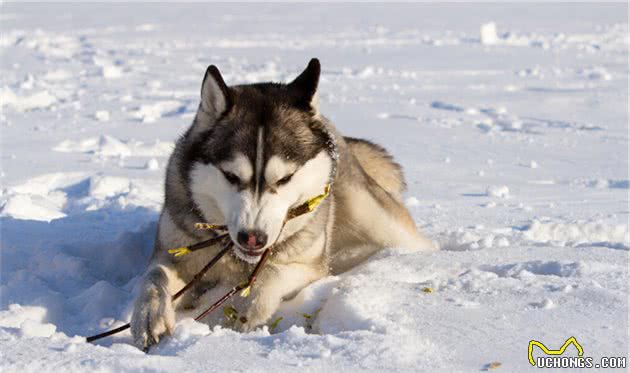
[53,135,174,158]
[131,101,187,123]
[0,88,57,112]
[0,193,67,222]
[0,3,628,372]
[480,22,499,45]
[523,219,628,247]
[486,185,510,198]
[95,110,111,122]
[88,175,132,199]
[404,196,420,207]
[144,158,159,171]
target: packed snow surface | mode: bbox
[0,3,628,372]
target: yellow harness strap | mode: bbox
[168,247,192,257]
[239,282,252,297]
[305,184,330,212]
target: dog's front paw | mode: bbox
[238,295,278,333]
[130,283,175,350]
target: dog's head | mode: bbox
[185,59,334,262]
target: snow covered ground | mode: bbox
[1,3,628,372]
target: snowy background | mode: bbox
[0,3,628,372]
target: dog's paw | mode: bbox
[238,314,267,333]
[238,296,277,333]
[130,283,175,350]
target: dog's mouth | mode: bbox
[232,244,266,264]
[237,246,265,257]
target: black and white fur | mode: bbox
[130,59,437,349]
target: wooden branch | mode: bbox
[194,249,271,322]
[189,234,226,252]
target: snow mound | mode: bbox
[0,305,57,338]
[523,219,629,247]
[0,88,56,112]
[0,171,164,221]
[144,158,160,171]
[93,57,124,79]
[89,175,131,199]
[404,196,420,207]
[0,304,48,329]
[53,135,174,158]
[1,193,67,222]
[131,101,187,123]
[20,319,57,338]
[0,172,86,221]
[95,110,110,122]
[439,230,510,251]
[480,22,499,45]
[486,185,510,198]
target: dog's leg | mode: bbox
[130,263,185,350]
[239,262,324,332]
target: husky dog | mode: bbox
[130,58,436,349]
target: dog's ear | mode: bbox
[288,58,320,115]
[200,65,231,119]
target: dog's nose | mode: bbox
[237,230,268,249]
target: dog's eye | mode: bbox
[276,173,294,186]
[222,171,240,185]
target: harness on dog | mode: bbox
[168,184,331,257]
